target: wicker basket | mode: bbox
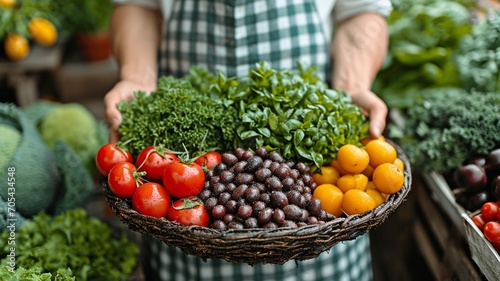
[101,140,412,265]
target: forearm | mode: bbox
[330,12,388,94]
[110,4,162,88]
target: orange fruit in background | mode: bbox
[394,158,405,172]
[313,184,344,217]
[365,140,397,168]
[311,166,340,185]
[337,144,369,174]
[360,135,386,146]
[329,159,349,176]
[4,33,29,61]
[366,188,385,207]
[372,163,405,194]
[341,189,376,215]
[28,18,58,46]
[336,173,368,193]
[0,0,15,7]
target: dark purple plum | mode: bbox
[453,164,487,193]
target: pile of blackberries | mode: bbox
[198,147,334,230]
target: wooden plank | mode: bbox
[415,180,451,249]
[0,44,63,73]
[422,172,467,237]
[413,218,445,281]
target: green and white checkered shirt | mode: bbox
[112,0,392,280]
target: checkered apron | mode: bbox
[147,0,373,280]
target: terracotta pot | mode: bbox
[75,32,111,62]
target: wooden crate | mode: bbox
[463,211,500,281]
[413,179,483,281]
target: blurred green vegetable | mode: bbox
[455,11,500,92]
[0,103,60,218]
[0,266,75,281]
[0,209,139,281]
[373,0,473,109]
[388,88,500,173]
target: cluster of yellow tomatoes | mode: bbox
[311,136,406,216]
[1,0,58,61]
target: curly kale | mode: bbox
[118,76,239,156]
[389,88,500,173]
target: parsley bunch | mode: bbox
[118,76,238,156]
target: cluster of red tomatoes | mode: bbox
[471,201,500,253]
[95,143,223,227]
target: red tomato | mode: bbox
[132,182,171,218]
[491,242,500,253]
[481,202,500,221]
[136,145,179,183]
[167,197,209,227]
[195,151,222,170]
[108,162,143,199]
[484,221,500,243]
[472,214,488,231]
[163,161,205,198]
[95,143,133,176]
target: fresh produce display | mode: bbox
[198,147,334,230]
[102,63,409,232]
[118,63,369,168]
[312,138,405,216]
[471,201,500,253]
[446,148,500,212]
[388,89,500,173]
[0,209,139,280]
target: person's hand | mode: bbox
[349,90,388,139]
[104,80,156,143]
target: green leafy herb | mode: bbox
[118,76,239,156]
[388,88,500,173]
[0,266,75,281]
[206,62,369,167]
[0,209,139,281]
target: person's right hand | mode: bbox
[104,80,156,143]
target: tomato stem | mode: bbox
[172,197,203,210]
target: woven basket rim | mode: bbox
[102,139,412,264]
